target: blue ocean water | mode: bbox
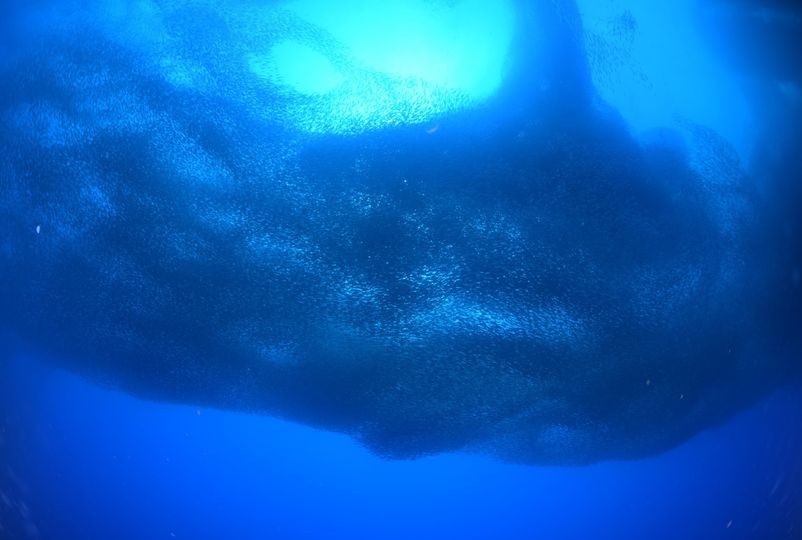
[1,1,801,539]
[1,353,801,540]
[0,353,800,539]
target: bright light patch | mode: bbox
[286,0,513,101]
[250,41,344,96]
[249,0,516,133]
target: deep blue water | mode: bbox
[2,1,801,538]
[2,354,801,539]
